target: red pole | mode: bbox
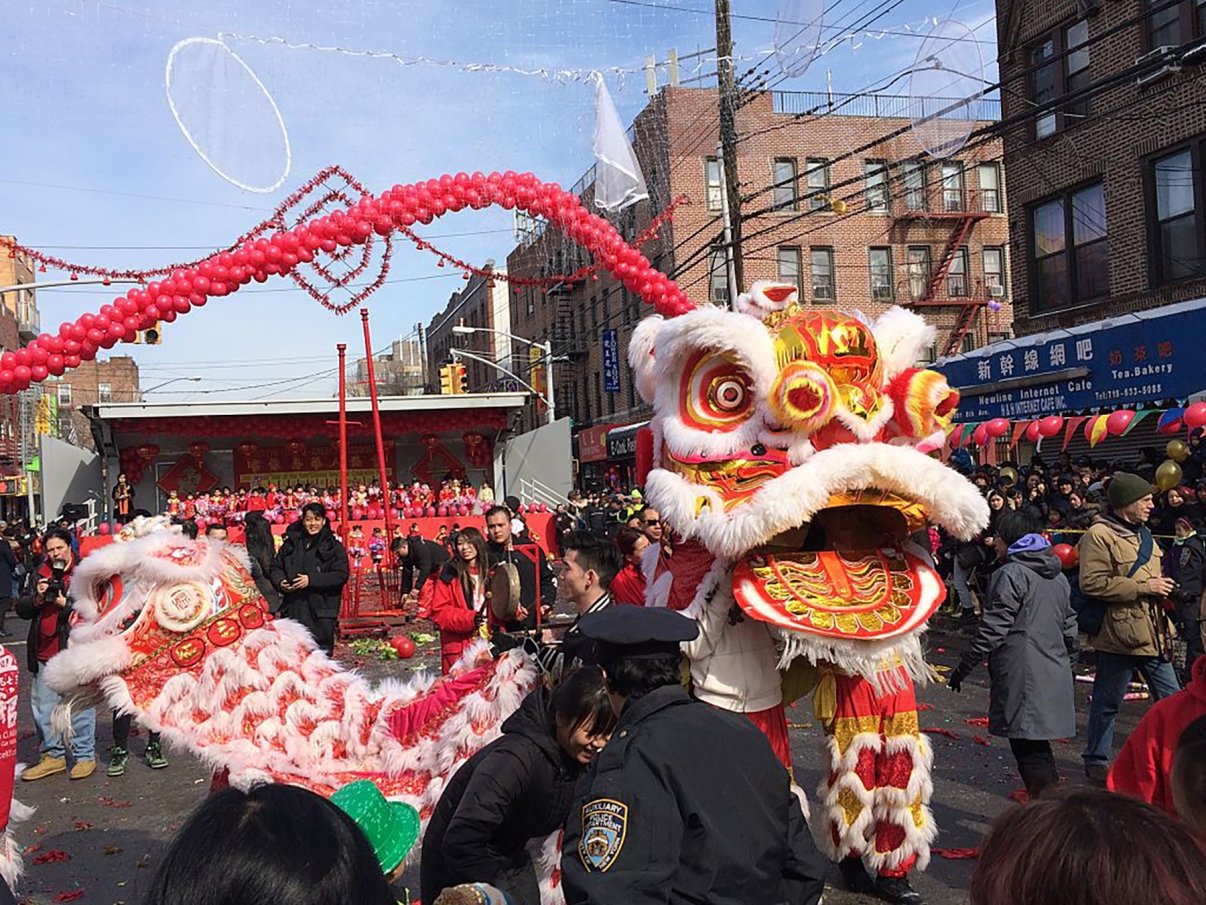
[359,309,396,564]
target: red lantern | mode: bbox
[188,441,209,460]
[137,443,160,462]
[285,438,306,456]
[235,441,258,457]
[1106,409,1135,436]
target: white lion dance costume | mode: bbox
[630,282,988,882]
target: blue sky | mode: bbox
[0,0,996,401]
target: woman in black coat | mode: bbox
[420,667,616,905]
[268,503,349,655]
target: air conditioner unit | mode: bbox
[1075,0,1101,16]
[1136,46,1181,86]
[988,284,1006,299]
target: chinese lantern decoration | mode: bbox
[286,438,306,456]
[137,443,160,463]
[188,440,209,460]
[235,441,258,457]
[462,431,493,468]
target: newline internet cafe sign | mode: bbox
[937,304,1206,421]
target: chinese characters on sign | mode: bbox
[937,301,1206,421]
[602,329,621,393]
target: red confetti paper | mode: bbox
[22,843,41,855]
[73,821,93,831]
[55,891,86,902]
[98,796,132,808]
[965,717,990,727]
[921,727,961,740]
[972,735,990,747]
[33,850,72,865]
[916,703,934,712]
[932,847,980,860]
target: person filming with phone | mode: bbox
[270,503,350,656]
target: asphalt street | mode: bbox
[5,610,1147,905]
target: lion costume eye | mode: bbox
[95,576,124,619]
[681,351,755,431]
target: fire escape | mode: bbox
[895,186,991,356]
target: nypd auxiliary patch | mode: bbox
[578,798,628,872]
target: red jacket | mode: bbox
[1109,655,1206,814]
[610,562,646,606]
[428,566,484,674]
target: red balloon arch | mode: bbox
[0,169,695,395]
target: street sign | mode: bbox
[602,329,620,392]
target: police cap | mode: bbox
[578,605,698,659]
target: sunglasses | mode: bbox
[644,519,660,526]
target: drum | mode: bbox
[489,561,522,622]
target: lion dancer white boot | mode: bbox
[817,665,933,905]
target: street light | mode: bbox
[450,325,557,424]
[142,376,203,398]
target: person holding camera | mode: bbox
[16,527,97,781]
[269,503,349,656]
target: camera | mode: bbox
[42,558,69,600]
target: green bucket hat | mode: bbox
[330,780,420,876]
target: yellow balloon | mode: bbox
[1156,459,1183,491]
[1167,439,1190,463]
[999,466,1019,487]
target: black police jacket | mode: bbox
[562,685,825,905]
[420,685,581,905]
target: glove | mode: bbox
[948,663,971,693]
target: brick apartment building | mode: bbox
[505,85,1010,438]
[49,356,140,449]
[0,242,39,512]
[426,262,513,396]
[997,0,1206,336]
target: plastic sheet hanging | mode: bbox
[591,72,648,213]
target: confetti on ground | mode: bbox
[73,821,93,831]
[33,850,72,865]
[33,826,48,835]
[786,722,813,730]
[932,847,979,859]
[1054,738,1074,745]
[23,843,41,855]
[921,727,961,740]
[98,797,133,808]
[972,735,990,747]
[103,846,124,856]
[54,890,86,902]
[916,703,934,712]
[965,717,990,727]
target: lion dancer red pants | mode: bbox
[815,665,934,878]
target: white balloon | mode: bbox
[908,20,985,159]
[165,37,292,193]
[774,0,825,78]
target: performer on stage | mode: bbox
[113,473,134,524]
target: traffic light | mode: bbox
[134,322,162,344]
[439,364,454,395]
[451,363,467,394]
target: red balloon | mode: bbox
[1052,543,1078,569]
[1184,402,1206,429]
[64,354,81,368]
[1106,409,1136,436]
[47,354,65,376]
[389,635,416,659]
[1037,415,1064,438]
[13,365,31,383]
[1025,421,1042,443]
[97,522,111,536]
[985,417,1010,438]
[972,424,989,446]
[30,364,48,382]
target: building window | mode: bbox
[772,158,798,211]
[710,248,729,305]
[907,246,932,301]
[983,246,1006,294]
[903,160,927,211]
[705,158,723,212]
[1030,20,1091,139]
[57,383,72,406]
[1031,181,1108,312]
[98,383,111,404]
[1148,0,1206,47]
[1151,145,1205,283]
[869,247,894,301]
[979,163,1001,213]
[526,288,534,317]
[777,246,802,291]
[806,158,830,211]
[810,247,835,301]
[864,161,889,212]
[941,163,965,212]
[947,247,970,297]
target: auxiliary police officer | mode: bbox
[560,606,825,905]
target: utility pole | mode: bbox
[715,0,744,295]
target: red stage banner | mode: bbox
[234,440,397,489]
